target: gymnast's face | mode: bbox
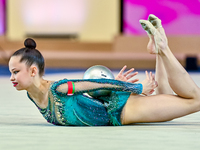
[9,56,37,91]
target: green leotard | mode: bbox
[27,78,143,126]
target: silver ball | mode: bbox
[83,65,114,97]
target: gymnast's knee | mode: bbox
[189,98,200,113]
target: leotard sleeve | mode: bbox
[52,78,143,96]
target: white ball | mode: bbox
[83,65,114,97]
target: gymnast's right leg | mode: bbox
[121,15,200,125]
[146,15,173,95]
[147,16,200,100]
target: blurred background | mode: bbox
[1,0,200,75]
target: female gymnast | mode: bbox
[8,14,200,126]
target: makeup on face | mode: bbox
[12,82,18,87]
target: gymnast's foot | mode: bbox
[148,14,168,46]
[139,20,158,54]
[139,20,156,36]
[140,20,168,54]
[148,14,162,29]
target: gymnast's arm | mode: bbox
[52,79,143,96]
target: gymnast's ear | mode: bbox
[30,65,38,77]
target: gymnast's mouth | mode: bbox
[12,82,18,87]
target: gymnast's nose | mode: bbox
[10,74,15,81]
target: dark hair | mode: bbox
[11,38,45,76]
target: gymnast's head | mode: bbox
[9,38,45,80]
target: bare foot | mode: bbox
[147,36,157,54]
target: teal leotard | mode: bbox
[27,78,143,126]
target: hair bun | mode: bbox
[24,38,36,49]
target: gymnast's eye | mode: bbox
[13,71,19,74]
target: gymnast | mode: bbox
[8,14,200,126]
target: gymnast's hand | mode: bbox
[115,65,139,83]
[141,71,158,96]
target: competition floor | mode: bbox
[1,67,200,150]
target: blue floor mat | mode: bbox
[0,65,10,76]
[0,65,86,76]
[1,65,200,76]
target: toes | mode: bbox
[148,14,162,28]
[139,20,148,30]
[139,20,156,35]
[148,14,157,20]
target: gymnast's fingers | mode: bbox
[126,72,138,80]
[145,71,150,80]
[118,65,127,75]
[123,68,135,77]
[129,78,139,83]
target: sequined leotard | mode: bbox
[27,79,143,126]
